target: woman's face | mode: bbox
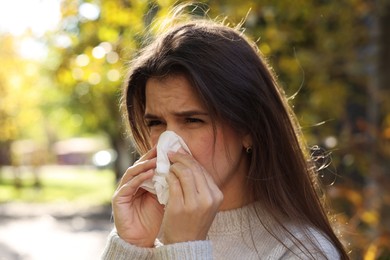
[144,74,251,209]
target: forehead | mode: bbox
[144,74,204,111]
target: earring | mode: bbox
[246,146,252,154]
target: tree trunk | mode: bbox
[111,136,137,182]
[377,0,390,234]
[364,1,390,256]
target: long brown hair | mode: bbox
[122,8,348,260]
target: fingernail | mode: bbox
[177,148,187,154]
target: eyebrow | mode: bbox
[144,110,209,119]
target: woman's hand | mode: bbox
[161,150,224,244]
[112,147,164,247]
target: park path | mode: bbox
[0,202,113,260]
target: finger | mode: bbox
[135,146,157,164]
[197,167,223,202]
[169,162,198,205]
[169,152,221,202]
[172,152,218,190]
[119,157,157,187]
[114,169,154,204]
[168,152,210,192]
[168,152,199,171]
[118,146,156,187]
[166,172,184,207]
[176,147,188,155]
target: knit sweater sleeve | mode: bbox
[101,230,154,260]
[101,230,213,260]
[155,240,213,260]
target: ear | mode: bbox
[242,133,252,149]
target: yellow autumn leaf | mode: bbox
[361,211,379,226]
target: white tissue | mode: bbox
[139,131,191,205]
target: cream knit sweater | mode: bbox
[101,202,340,259]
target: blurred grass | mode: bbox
[0,166,115,205]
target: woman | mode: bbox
[102,10,349,260]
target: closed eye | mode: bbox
[185,117,204,123]
[146,120,163,127]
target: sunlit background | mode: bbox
[0,0,389,259]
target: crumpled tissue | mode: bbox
[139,131,191,205]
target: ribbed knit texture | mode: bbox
[101,202,340,259]
[155,240,212,260]
[101,230,154,259]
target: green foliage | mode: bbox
[0,0,389,258]
[0,168,115,205]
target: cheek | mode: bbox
[209,130,244,181]
[150,133,159,146]
[149,128,166,147]
[186,135,214,167]
[189,134,231,180]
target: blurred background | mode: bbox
[0,0,389,259]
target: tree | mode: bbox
[46,1,389,256]
[0,34,49,165]
[50,0,181,179]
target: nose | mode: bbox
[165,124,181,136]
[150,123,180,145]
[150,122,183,146]
[165,123,187,141]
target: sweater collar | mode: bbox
[208,201,270,234]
